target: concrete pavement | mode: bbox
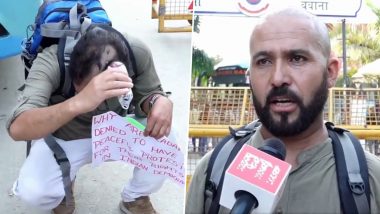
[0,0,192,213]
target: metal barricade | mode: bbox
[189,87,380,138]
[152,0,193,32]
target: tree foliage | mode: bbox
[192,47,221,86]
[366,0,380,33]
[330,1,380,87]
[193,15,200,33]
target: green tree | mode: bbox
[366,0,380,33]
[191,16,223,86]
[193,15,200,33]
[192,47,216,86]
[330,2,380,87]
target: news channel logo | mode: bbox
[237,0,270,16]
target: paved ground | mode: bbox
[0,1,192,213]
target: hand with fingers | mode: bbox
[71,62,134,114]
[144,95,173,140]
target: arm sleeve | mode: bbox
[185,151,213,214]
[126,36,166,117]
[6,45,60,132]
[367,152,380,214]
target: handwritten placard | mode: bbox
[91,111,185,186]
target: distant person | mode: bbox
[366,100,380,155]
[245,68,250,85]
[186,7,380,213]
[7,25,172,214]
[191,137,208,154]
[199,137,208,155]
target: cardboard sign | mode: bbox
[91,111,185,186]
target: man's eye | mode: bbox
[256,59,271,66]
[291,55,307,64]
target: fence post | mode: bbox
[239,88,249,126]
[329,88,333,122]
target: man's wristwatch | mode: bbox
[148,94,161,111]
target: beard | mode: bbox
[251,72,328,137]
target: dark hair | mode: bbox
[69,24,131,85]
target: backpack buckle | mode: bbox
[349,181,365,195]
[205,180,217,198]
[235,129,254,138]
[229,126,254,139]
[54,154,69,165]
[325,121,347,134]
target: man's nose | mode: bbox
[271,61,291,87]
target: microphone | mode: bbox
[230,138,286,214]
[219,138,291,214]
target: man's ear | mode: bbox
[73,66,100,93]
[73,77,87,93]
[327,53,341,88]
[73,81,81,93]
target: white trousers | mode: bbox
[12,137,166,210]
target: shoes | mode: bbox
[119,196,158,214]
[52,181,75,214]
[52,197,75,214]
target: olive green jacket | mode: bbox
[7,35,165,140]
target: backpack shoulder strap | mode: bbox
[57,36,75,98]
[205,120,260,214]
[44,134,73,207]
[326,122,370,214]
[56,7,92,98]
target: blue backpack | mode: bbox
[21,0,112,97]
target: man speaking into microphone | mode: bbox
[186,6,380,214]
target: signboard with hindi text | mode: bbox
[91,111,185,186]
[194,0,365,19]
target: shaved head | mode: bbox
[251,7,331,61]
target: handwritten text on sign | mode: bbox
[91,111,185,186]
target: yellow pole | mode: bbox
[189,127,380,139]
[239,88,249,126]
[328,88,333,122]
[158,0,165,32]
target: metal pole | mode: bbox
[239,88,249,126]
[189,127,380,139]
[342,19,348,87]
